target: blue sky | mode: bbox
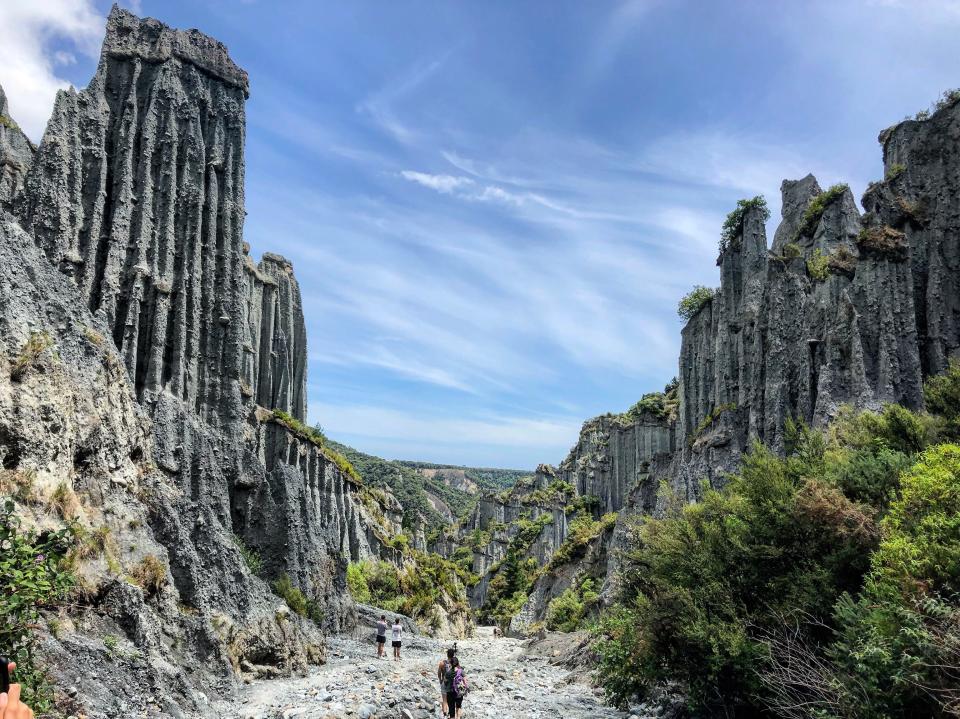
[4,0,960,468]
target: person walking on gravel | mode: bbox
[375,614,388,659]
[391,617,403,661]
[444,656,468,718]
[437,647,455,715]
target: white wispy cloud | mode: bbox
[400,171,474,194]
[356,56,448,144]
[0,0,104,140]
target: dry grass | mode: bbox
[128,554,167,596]
[10,332,52,380]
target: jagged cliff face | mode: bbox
[455,97,960,635]
[0,8,403,716]
[0,85,33,207]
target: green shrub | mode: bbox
[719,195,770,254]
[692,402,736,439]
[885,163,906,180]
[128,554,166,597]
[796,184,848,239]
[233,535,263,575]
[272,574,309,617]
[545,578,600,632]
[806,248,829,281]
[0,500,76,711]
[346,562,372,603]
[925,359,960,440]
[548,512,617,571]
[677,285,716,321]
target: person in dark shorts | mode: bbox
[391,617,403,661]
[444,656,467,718]
[375,614,388,658]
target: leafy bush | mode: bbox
[548,512,617,571]
[796,184,849,238]
[233,534,263,575]
[545,577,600,632]
[934,88,960,112]
[0,500,76,711]
[346,562,372,603]
[885,163,906,180]
[925,359,960,440]
[270,574,324,624]
[806,248,829,281]
[692,402,736,439]
[719,195,770,254]
[677,285,716,321]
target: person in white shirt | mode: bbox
[391,617,403,661]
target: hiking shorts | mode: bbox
[376,635,385,644]
[392,640,401,648]
[446,692,462,717]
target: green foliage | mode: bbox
[273,574,309,616]
[885,163,906,180]
[925,359,960,440]
[346,552,473,622]
[271,410,361,483]
[806,248,830,281]
[797,184,849,238]
[935,87,960,111]
[719,195,770,254]
[346,562,372,604]
[10,331,52,381]
[524,478,575,505]
[546,577,600,632]
[233,534,263,575]
[782,241,802,259]
[0,114,19,130]
[483,514,554,626]
[692,402,736,439]
[547,512,617,571]
[677,285,716,321]
[0,500,76,712]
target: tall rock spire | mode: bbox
[17,6,251,420]
[0,83,35,207]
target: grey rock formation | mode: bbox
[1,7,400,716]
[0,84,34,206]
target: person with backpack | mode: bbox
[391,617,403,661]
[437,647,455,715]
[375,614,388,659]
[444,656,468,718]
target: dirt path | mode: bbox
[216,627,633,719]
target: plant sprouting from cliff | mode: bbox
[10,331,53,381]
[677,285,717,321]
[271,409,362,483]
[232,534,263,575]
[796,184,849,238]
[885,163,906,181]
[0,500,76,712]
[719,196,769,254]
[806,248,830,281]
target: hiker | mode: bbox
[437,647,456,715]
[444,655,468,719]
[375,614,388,658]
[391,617,403,661]
[1,661,36,719]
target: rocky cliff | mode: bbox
[455,94,960,635]
[0,8,405,717]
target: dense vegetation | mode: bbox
[0,499,76,712]
[677,285,716,321]
[346,549,474,629]
[594,362,960,717]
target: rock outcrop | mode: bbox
[0,8,401,716]
[0,85,33,207]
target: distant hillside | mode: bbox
[325,442,530,529]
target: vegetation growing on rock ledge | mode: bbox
[271,409,362,483]
[719,195,769,254]
[797,183,849,238]
[677,285,716,321]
